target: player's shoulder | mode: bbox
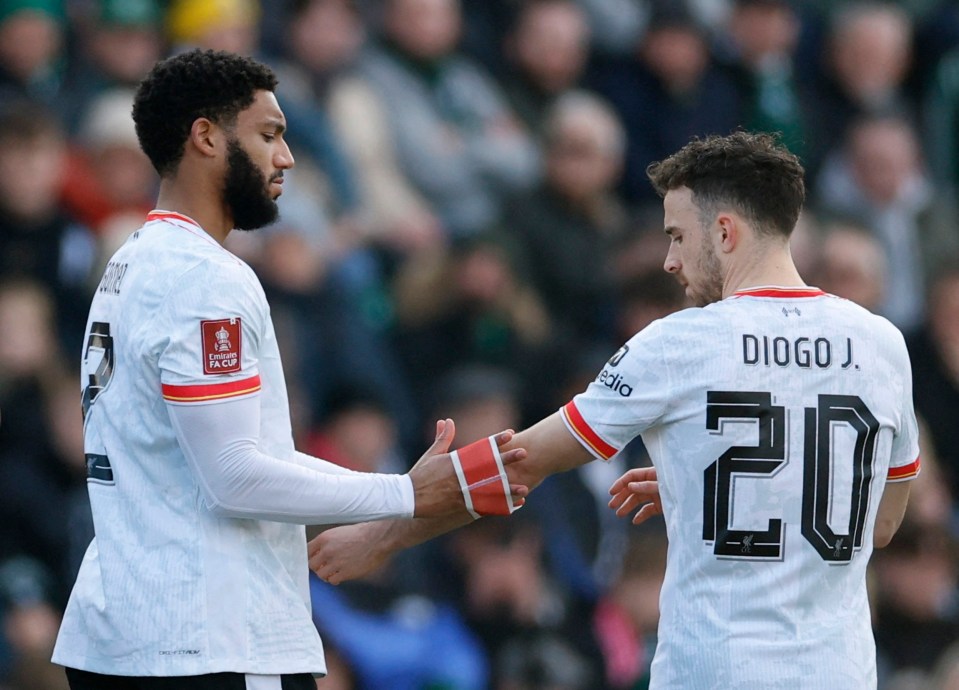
[143,216,256,282]
[648,303,730,337]
[135,215,265,316]
[817,294,908,344]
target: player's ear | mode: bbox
[188,117,220,158]
[715,213,738,254]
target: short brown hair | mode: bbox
[646,131,806,238]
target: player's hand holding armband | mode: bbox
[310,421,529,585]
[608,467,663,525]
[407,419,529,518]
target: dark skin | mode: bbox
[157,88,530,520]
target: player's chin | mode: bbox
[687,289,709,308]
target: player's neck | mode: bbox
[723,245,806,298]
[155,176,233,245]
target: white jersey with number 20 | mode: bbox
[562,287,920,690]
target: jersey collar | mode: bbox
[732,286,826,299]
[146,210,203,231]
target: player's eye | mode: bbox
[262,133,276,142]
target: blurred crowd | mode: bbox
[2,0,959,688]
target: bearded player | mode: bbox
[53,49,527,689]
[310,131,919,689]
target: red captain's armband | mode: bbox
[449,436,519,519]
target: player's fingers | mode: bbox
[309,552,328,574]
[307,541,324,566]
[627,480,658,497]
[632,501,663,525]
[425,418,455,456]
[508,484,528,499]
[500,447,527,466]
[607,488,632,511]
[312,560,341,586]
[609,467,651,494]
[493,429,515,447]
[614,493,642,518]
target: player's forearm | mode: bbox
[386,413,594,546]
[288,450,363,476]
[500,411,596,490]
[309,512,476,584]
[382,512,475,551]
[168,398,415,524]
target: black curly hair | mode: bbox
[132,50,278,177]
[646,131,806,239]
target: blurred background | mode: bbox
[1,0,958,688]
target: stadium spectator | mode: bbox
[266,0,367,225]
[359,0,540,239]
[0,0,68,116]
[0,282,81,688]
[61,88,157,241]
[815,221,888,313]
[392,235,555,418]
[503,90,628,352]
[592,526,667,689]
[60,0,163,132]
[614,267,687,345]
[587,1,743,202]
[716,0,808,158]
[929,640,959,690]
[871,519,959,681]
[275,0,444,261]
[0,557,68,690]
[0,281,80,613]
[500,0,592,137]
[166,0,260,54]
[0,100,97,351]
[814,111,957,331]
[803,2,915,178]
[908,259,959,509]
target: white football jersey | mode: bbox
[562,287,920,690]
[53,211,326,676]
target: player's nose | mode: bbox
[275,139,294,170]
[663,250,680,274]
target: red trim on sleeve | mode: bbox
[887,455,921,481]
[162,375,261,403]
[562,401,618,460]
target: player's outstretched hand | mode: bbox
[309,523,386,585]
[608,466,663,525]
[407,419,529,518]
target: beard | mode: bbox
[223,138,279,231]
[689,232,725,307]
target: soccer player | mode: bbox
[309,131,920,689]
[52,50,527,689]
